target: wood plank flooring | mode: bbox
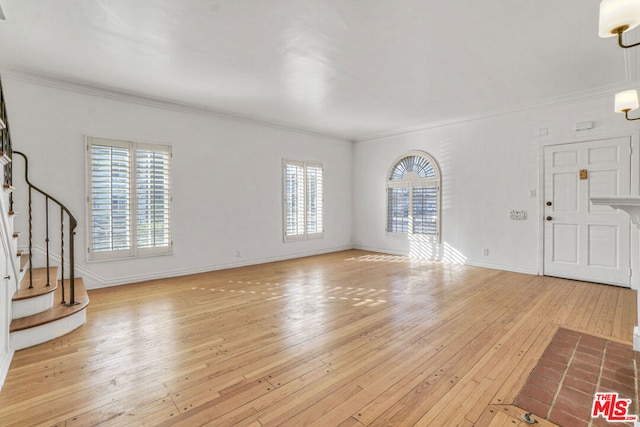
[0,250,636,426]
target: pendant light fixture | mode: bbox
[615,90,640,120]
[599,0,640,48]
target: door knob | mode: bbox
[546,201,552,206]
[546,216,553,221]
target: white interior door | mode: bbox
[543,137,631,287]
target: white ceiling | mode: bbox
[0,0,635,140]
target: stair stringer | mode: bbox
[0,163,18,391]
[0,181,20,296]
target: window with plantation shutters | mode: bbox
[136,149,171,250]
[387,151,441,239]
[87,137,172,260]
[387,187,409,233]
[305,165,323,234]
[283,160,323,241]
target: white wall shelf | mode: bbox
[591,196,640,351]
[591,196,640,224]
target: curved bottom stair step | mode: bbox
[13,267,58,300]
[10,278,89,351]
[12,267,58,319]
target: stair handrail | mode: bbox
[13,151,78,305]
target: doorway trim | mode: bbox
[538,131,640,290]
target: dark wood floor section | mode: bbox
[515,328,638,427]
[0,250,636,426]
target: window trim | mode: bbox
[386,150,441,241]
[86,136,173,262]
[282,159,324,242]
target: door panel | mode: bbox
[588,145,619,163]
[553,150,578,166]
[552,224,578,263]
[553,173,578,212]
[587,225,617,267]
[544,137,631,287]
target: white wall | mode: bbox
[3,76,353,289]
[353,95,640,277]
[3,74,639,291]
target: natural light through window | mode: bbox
[387,151,441,240]
[87,136,172,261]
[283,159,323,241]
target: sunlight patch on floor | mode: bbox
[190,282,388,308]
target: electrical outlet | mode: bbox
[482,248,489,256]
[235,249,241,258]
[510,210,527,220]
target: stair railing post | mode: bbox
[60,205,66,305]
[45,196,50,286]
[69,216,76,305]
[27,186,33,289]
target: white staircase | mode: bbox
[10,265,88,351]
[3,176,89,351]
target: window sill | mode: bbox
[386,232,440,243]
[284,233,324,243]
[86,249,173,263]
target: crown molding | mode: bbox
[2,65,635,145]
[353,81,640,143]
[0,66,353,143]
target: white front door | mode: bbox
[543,137,631,287]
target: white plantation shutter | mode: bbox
[306,165,323,236]
[88,137,172,260]
[386,151,441,239]
[136,148,171,252]
[284,160,323,241]
[387,186,409,233]
[285,162,305,237]
[90,143,131,253]
[411,186,438,235]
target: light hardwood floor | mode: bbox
[0,250,636,426]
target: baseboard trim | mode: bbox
[0,348,14,391]
[79,245,356,289]
[353,245,539,275]
[351,245,409,258]
[464,261,538,276]
[30,243,539,289]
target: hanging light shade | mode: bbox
[615,90,639,113]
[615,90,640,120]
[599,0,640,47]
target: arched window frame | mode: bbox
[386,150,441,241]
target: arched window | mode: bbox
[387,151,441,239]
